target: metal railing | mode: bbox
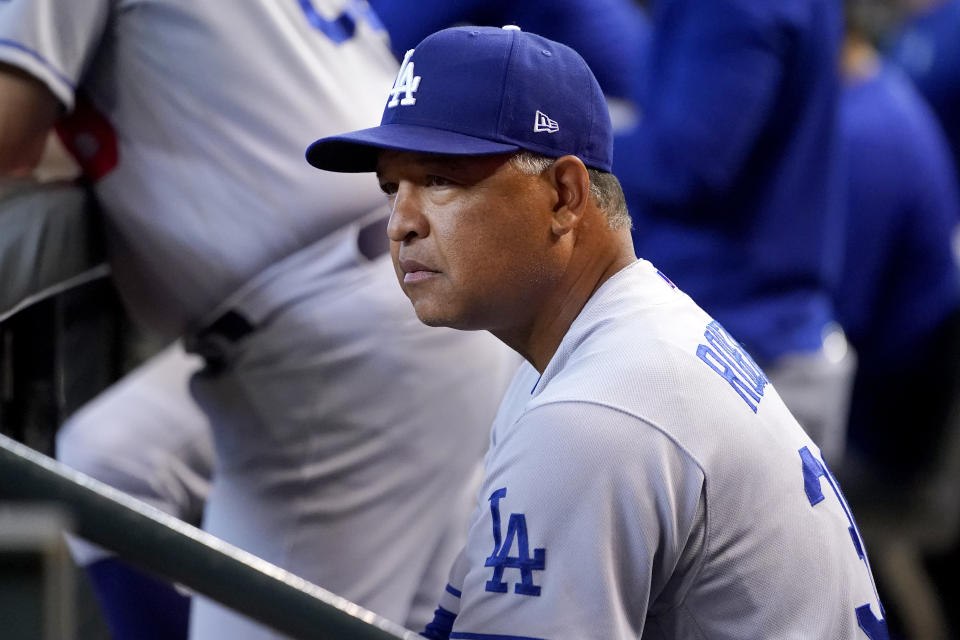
[0,433,417,640]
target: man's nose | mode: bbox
[386,183,427,243]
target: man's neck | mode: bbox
[842,34,881,83]
[496,241,636,374]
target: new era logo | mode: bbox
[534,110,558,133]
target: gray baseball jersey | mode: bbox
[0,0,397,337]
[2,2,521,638]
[425,260,887,639]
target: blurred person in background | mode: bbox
[611,0,851,464]
[0,1,648,638]
[367,0,648,132]
[0,2,518,639]
[887,0,960,190]
[836,2,960,637]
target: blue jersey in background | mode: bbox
[888,0,960,188]
[837,60,960,470]
[613,0,845,364]
[368,0,646,101]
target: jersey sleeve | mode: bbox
[613,0,790,216]
[369,0,646,100]
[0,0,111,110]
[442,401,706,639]
[896,76,960,340]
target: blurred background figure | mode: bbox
[611,0,852,464]
[887,0,960,190]
[0,1,648,639]
[368,0,648,132]
[0,2,517,639]
[836,2,960,638]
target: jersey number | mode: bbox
[296,0,384,44]
[800,447,889,639]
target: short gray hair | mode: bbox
[510,151,631,231]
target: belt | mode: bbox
[188,214,390,374]
[187,310,254,374]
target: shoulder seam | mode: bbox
[515,398,711,614]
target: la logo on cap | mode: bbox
[387,49,421,108]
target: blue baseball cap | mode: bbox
[306,25,613,173]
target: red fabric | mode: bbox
[55,94,118,181]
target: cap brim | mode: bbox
[306,124,521,173]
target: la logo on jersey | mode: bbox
[387,49,421,107]
[534,110,558,133]
[484,487,546,596]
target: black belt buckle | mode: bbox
[189,310,254,374]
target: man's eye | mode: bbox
[426,175,452,187]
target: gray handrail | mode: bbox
[0,433,418,640]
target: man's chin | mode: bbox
[412,306,473,331]
[417,313,459,329]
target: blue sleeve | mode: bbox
[496,0,647,99]
[885,1,960,156]
[893,82,960,342]
[368,0,488,59]
[420,605,456,639]
[836,67,960,364]
[85,557,190,640]
[614,0,790,213]
[368,0,645,98]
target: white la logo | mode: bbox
[387,49,421,108]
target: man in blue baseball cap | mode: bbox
[308,25,887,640]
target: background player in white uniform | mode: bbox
[307,26,889,638]
[0,1,516,638]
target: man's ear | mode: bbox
[547,155,591,237]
